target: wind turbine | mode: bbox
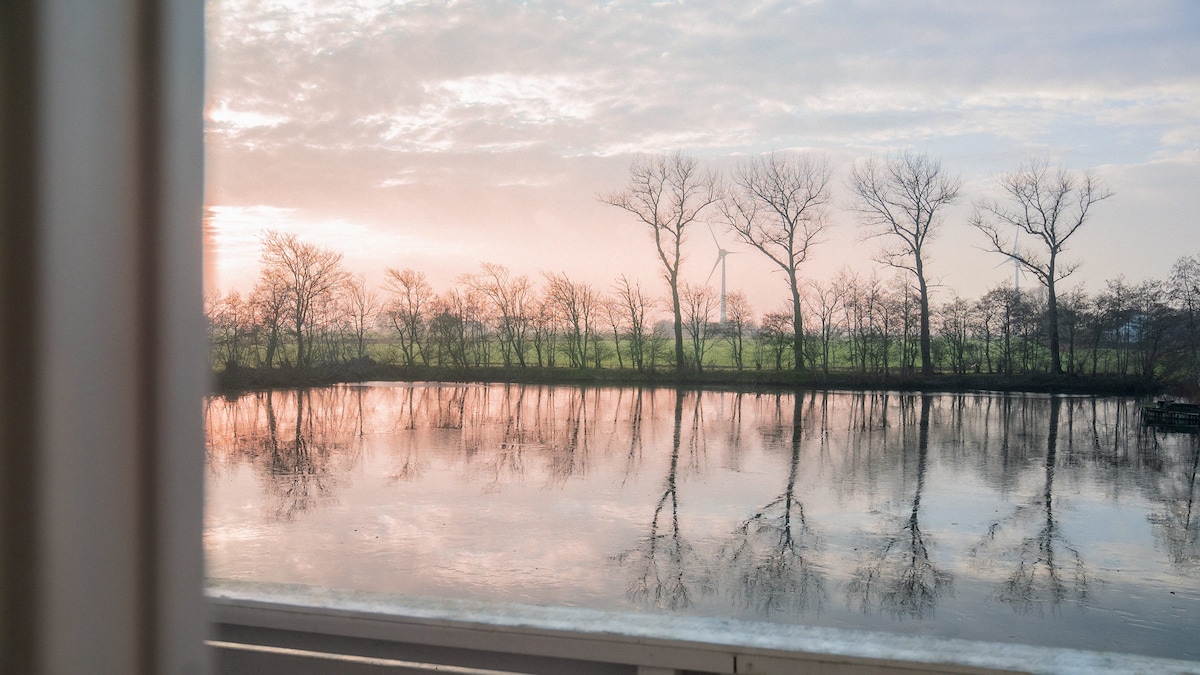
[993,230,1027,293]
[1010,230,1027,293]
[706,226,736,323]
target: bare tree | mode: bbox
[384,267,433,366]
[719,151,832,371]
[312,281,350,364]
[208,290,254,370]
[976,284,1025,375]
[1168,254,1200,384]
[681,282,718,373]
[756,309,794,372]
[258,230,349,368]
[429,288,493,368]
[847,152,961,376]
[601,295,626,370]
[250,261,291,367]
[803,280,842,377]
[1129,279,1172,380]
[529,296,559,368]
[888,274,921,374]
[427,289,473,368]
[342,275,378,362]
[970,159,1112,374]
[600,151,719,372]
[613,274,655,372]
[720,290,752,371]
[837,270,890,375]
[543,271,600,369]
[938,294,976,375]
[462,263,536,367]
[832,269,866,373]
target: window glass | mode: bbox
[204,1,1200,663]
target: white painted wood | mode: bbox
[39,3,143,670]
[207,582,1200,675]
[210,640,533,675]
[0,1,207,672]
[149,2,209,672]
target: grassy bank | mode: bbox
[213,362,1176,398]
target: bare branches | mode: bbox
[543,271,600,369]
[847,152,960,275]
[600,151,719,371]
[612,275,656,372]
[720,151,833,274]
[847,152,959,375]
[599,151,719,281]
[681,282,719,372]
[384,268,433,366]
[970,158,1112,287]
[461,263,536,367]
[970,158,1113,374]
[258,230,349,367]
[718,151,832,371]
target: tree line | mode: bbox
[206,151,1200,388]
[205,234,1200,385]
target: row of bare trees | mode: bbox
[601,151,1112,376]
[793,263,1199,381]
[206,226,1200,384]
[204,149,1197,383]
[210,231,356,369]
[208,238,669,372]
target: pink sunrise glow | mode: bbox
[204,0,1200,317]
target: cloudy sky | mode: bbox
[205,0,1200,314]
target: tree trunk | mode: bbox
[1047,276,1062,374]
[790,274,805,372]
[670,276,686,372]
[916,262,933,376]
[294,316,306,368]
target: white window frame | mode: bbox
[0,1,207,672]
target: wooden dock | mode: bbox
[1143,400,1200,427]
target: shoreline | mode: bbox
[212,363,1185,398]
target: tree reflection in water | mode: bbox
[386,385,423,482]
[719,392,826,615]
[613,390,711,611]
[847,395,953,618]
[205,384,1200,657]
[1149,431,1200,572]
[548,386,591,485]
[483,384,527,492]
[971,396,1090,614]
[263,389,340,522]
[620,387,645,484]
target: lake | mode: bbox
[205,383,1200,661]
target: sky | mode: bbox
[204,0,1200,317]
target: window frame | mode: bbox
[0,1,207,672]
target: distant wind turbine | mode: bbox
[706,226,737,323]
[1010,230,1027,293]
[994,230,1027,293]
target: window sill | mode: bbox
[207,579,1198,675]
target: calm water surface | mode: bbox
[205,383,1200,661]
